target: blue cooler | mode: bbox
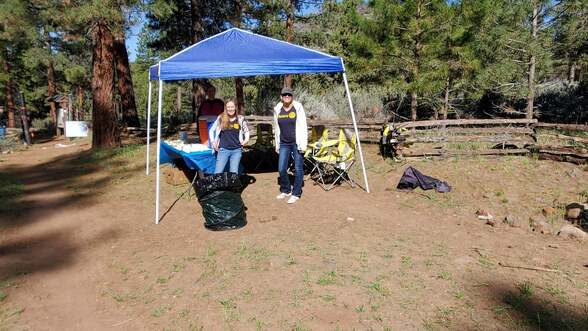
[0,127,5,138]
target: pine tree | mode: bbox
[63,0,142,148]
[0,0,35,128]
[552,0,588,83]
[352,0,447,120]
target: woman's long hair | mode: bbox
[219,98,238,129]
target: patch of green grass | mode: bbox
[235,242,271,269]
[286,254,296,265]
[505,280,535,310]
[437,271,452,281]
[220,298,239,323]
[478,253,495,269]
[517,281,534,298]
[241,288,253,300]
[151,305,170,317]
[317,271,337,286]
[303,270,311,285]
[172,262,186,273]
[0,174,24,210]
[171,288,184,297]
[544,285,568,304]
[250,317,264,331]
[432,243,449,257]
[321,294,336,303]
[156,276,169,285]
[366,281,390,297]
[401,256,413,268]
[422,318,436,331]
[293,322,311,331]
[0,291,7,302]
[435,306,455,327]
[178,308,190,319]
[290,287,313,306]
[0,306,24,326]
[199,245,218,278]
[453,290,465,300]
[106,285,153,304]
[355,305,365,313]
[113,144,142,160]
[306,242,318,253]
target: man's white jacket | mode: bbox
[273,101,308,152]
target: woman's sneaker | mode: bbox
[276,192,291,199]
[287,196,300,204]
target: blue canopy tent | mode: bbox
[146,28,370,224]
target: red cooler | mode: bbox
[198,115,217,147]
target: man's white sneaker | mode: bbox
[276,192,291,199]
[287,196,300,204]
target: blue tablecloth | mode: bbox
[160,142,216,174]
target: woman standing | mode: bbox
[273,87,308,204]
[212,98,249,174]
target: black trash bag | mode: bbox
[397,166,451,193]
[195,173,247,231]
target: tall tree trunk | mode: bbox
[569,60,576,82]
[283,0,294,88]
[526,0,538,119]
[190,0,207,121]
[3,60,15,128]
[113,34,140,127]
[442,76,450,120]
[235,78,245,114]
[19,95,32,145]
[46,36,58,135]
[176,85,182,113]
[76,85,84,120]
[233,1,245,113]
[411,0,422,122]
[91,21,120,148]
[410,91,418,121]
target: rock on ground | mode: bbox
[557,224,587,241]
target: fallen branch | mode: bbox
[498,262,561,273]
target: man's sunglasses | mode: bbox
[281,93,293,97]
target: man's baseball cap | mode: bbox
[281,87,294,96]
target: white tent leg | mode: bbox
[146,80,152,175]
[342,71,370,193]
[155,80,164,224]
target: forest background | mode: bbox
[1,0,586,148]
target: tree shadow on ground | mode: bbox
[0,227,119,281]
[0,144,144,230]
[469,278,588,330]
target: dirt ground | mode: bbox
[1,137,587,331]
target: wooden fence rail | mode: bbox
[162,116,588,163]
[242,116,588,163]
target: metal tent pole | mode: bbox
[155,78,164,224]
[342,67,370,193]
[146,80,152,175]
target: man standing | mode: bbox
[198,85,224,117]
[197,85,225,144]
[273,87,308,204]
